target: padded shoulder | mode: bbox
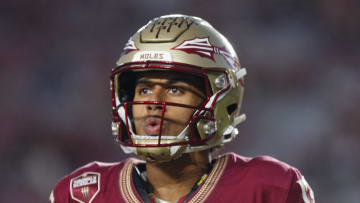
[223,153,299,189]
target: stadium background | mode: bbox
[1,0,359,202]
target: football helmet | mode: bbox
[111,14,246,162]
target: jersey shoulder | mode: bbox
[50,158,142,203]
[219,153,315,203]
[225,152,298,187]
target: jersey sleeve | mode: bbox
[285,168,315,203]
[49,176,71,203]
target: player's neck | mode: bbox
[145,150,211,203]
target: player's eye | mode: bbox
[168,86,183,95]
[139,87,152,95]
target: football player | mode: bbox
[50,14,315,203]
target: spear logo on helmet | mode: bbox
[172,37,240,69]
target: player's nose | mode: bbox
[146,86,165,111]
[149,86,166,101]
[146,104,163,111]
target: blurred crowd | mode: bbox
[1,0,359,202]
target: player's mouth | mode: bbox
[144,116,165,135]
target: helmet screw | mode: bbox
[203,121,217,135]
[215,74,227,89]
[112,122,119,136]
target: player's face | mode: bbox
[132,71,205,137]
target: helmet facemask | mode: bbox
[111,62,238,162]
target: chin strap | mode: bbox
[120,144,136,154]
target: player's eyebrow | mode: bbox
[135,77,192,86]
[135,78,205,99]
[135,79,152,86]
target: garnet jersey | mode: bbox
[50,153,315,203]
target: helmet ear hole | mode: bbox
[224,133,232,140]
[227,103,237,115]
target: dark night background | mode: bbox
[1,0,359,202]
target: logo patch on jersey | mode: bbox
[122,38,138,55]
[70,172,100,203]
[172,37,240,70]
